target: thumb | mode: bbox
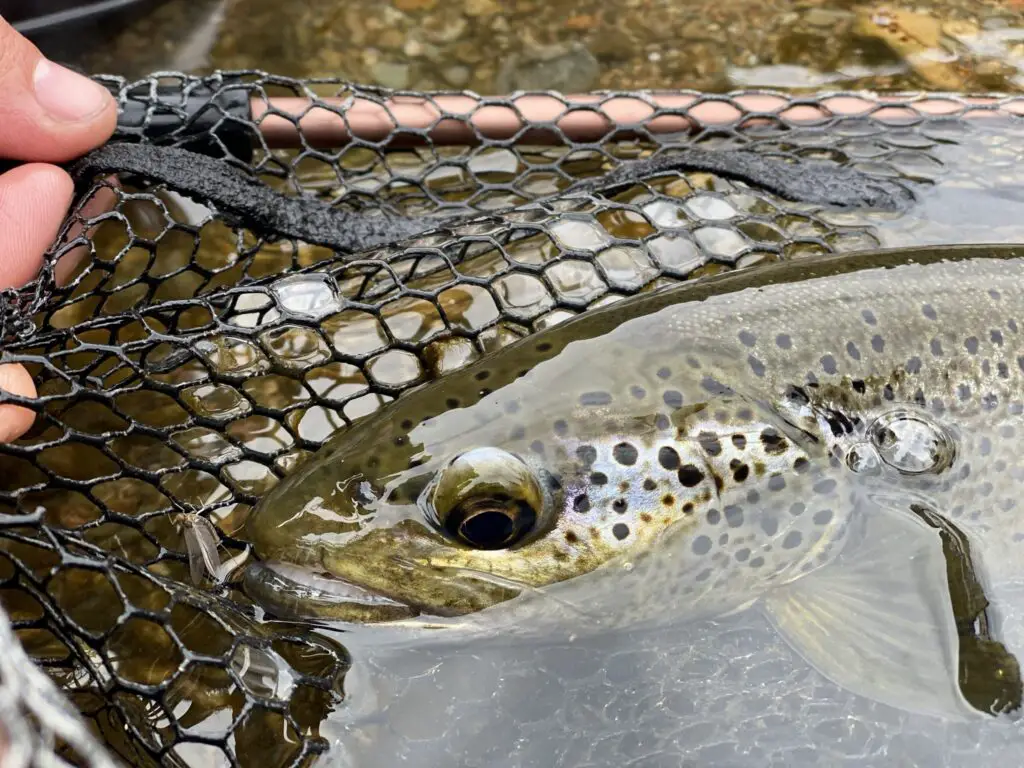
[0,14,116,162]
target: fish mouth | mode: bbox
[243,560,419,623]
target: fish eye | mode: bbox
[426,447,545,550]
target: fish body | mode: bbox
[245,244,1024,719]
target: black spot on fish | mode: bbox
[630,385,646,399]
[565,531,578,544]
[510,425,526,441]
[644,478,658,491]
[657,367,671,380]
[785,385,810,405]
[655,413,671,431]
[958,384,971,401]
[776,333,792,349]
[698,432,723,456]
[612,499,628,514]
[725,506,744,527]
[790,502,805,516]
[658,446,681,470]
[692,535,712,555]
[922,303,937,321]
[701,376,731,396]
[820,354,837,375]
[906,356,922,374]
[678,465,705,487]
[732,434,747,450]
[735,548,750,562]
[573,494,591,513]
[760,515,779,536]
[530,440,546,455]
[474,370,490,381]
[613,442,638,466]
[913,389,926,406]
[980,436,992,456]
[760,428,787,454]
[882,384,895,401]
[747,356,766,378]
[846,341,860,361]
[862,309,877,325]
[686,356,701,369]
[749,556,765,568]
[1010,319,1019,333]
[990,289,1002,301]
[444,397,460,409]
[813,508,833,525]
[537,342,552,352]
[738,330,757,347]
[663,390,684,408]
[793,457,810,473]
[813,479,837,494]
[992,329,1004,346]
[707,508,721,525]
[576,445,597,467]
[782,531,803,550]
[965,337,979,355]
[768,474,786,492]
[400,419,413,430]
[580,391,612,406]
[553,419,569,436]
[852,379,866,394]
[683,502,694,514]
[930,338,943,357]
[612,523,630,541]
[546,474,562,491]
[590,472,608,485]
[662,493,675,506]
[732,464,750,482]
[871,334,884,353]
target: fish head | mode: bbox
[245,387,727,621]
[244,347,848,628]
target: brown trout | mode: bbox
[244,243,1024,720]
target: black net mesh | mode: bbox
[0,72,1023,766]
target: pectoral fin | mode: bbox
[761,498,978,721]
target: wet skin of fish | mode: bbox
[244,243,1024,721]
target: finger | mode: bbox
[0,15,116,162]
[0,163,70,443]
[0,163,73,289]
[0,364,36,443]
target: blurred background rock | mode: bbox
[5,0,1024,94]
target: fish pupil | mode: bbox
[449,496,537,550]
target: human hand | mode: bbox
[0,14,117,442]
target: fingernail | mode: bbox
[32,59,110,123]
